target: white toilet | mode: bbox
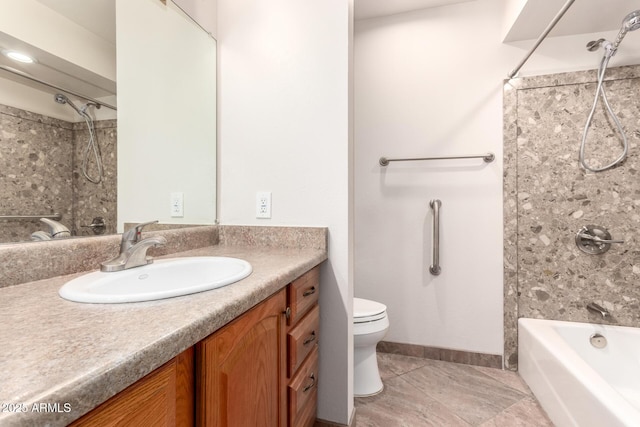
[353,297,389,397]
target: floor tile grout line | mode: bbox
[467,365,533,397]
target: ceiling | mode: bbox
[355,0,474,21]
[504,0,640,42]
[36,0,115,44]
[0,0,116,100]
[355,0,640,43]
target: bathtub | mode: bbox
[518,318,640,427]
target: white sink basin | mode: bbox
[59,257,252,303]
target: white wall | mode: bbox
[354,0,640,356]
[172,0,217,39]
[217,0,353,424]
[117,0,217,230]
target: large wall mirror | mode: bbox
[0,0,217,244]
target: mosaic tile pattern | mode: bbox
[503,65,640,368]
[0,104,117,243]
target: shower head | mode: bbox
[611,10,640,53]
[54,93,83,116]
[54,93,68,105]
[622,10,640,32]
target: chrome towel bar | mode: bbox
[429,199,441,276]
[0,213,62,221]
[380,153,494,166]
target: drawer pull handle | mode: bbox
[303,331,316,346]
[303,373,316,392]
[303,287,316,297]
[283,307,291,319]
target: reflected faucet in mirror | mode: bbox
[100,221,167,272]
[30,218,71,241]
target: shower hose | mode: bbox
[579,53,629,172]
[81,111,103,184]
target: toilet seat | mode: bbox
[354,298,387,324]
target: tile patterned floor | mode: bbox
[355,353,554,426]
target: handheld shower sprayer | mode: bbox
[579,10,640,172]
[613,10,640,52]
[53,93,104,183]
[54,93,83,116]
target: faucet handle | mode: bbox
[121,220,159,249]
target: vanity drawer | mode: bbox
[288,266,320,326]
[288,347,318,427]
[288,304,320,377]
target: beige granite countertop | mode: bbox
[0,244,326,426]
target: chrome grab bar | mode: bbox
[429,199,441,276]
[0,213,62,221]
[380,153,494,166]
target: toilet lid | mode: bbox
[354,298,387,323]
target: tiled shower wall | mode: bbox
[0,104,116,243]
[503,65,640,369]
[72,119,117,237]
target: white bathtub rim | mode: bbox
[518,318,640,427]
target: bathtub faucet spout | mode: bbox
[586,302,610,319]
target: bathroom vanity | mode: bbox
[0,226,326,427]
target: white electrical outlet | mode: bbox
[256,192,271,219]
[170,192,184,217]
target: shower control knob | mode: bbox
[575,225,623,255]
[81,217,106,235]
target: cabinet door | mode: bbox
[197,289,287,427]
[70,347,194,427]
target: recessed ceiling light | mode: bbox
[4,50,35,64]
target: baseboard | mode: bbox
[315,407,356,427]
[377,341,502,369]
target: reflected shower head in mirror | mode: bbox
[54,93,83,116]
[53,93,104,184]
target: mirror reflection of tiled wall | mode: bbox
[0,105,116,243]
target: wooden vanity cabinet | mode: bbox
[196,288,288,427]
[71,266,321,427]
[286,266,320,427]
[69,347,195,427]
[196,265,321,427]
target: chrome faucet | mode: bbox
[586,302,610,319]
[39,218,71,238]
[100,221,167,272]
